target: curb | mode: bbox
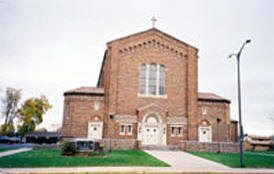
[2,170,274,174]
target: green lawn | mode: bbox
[0,149,169,168]
[0,148,13,152]
[245,150,274,155]
[189,151,274,168]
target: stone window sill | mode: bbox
[120,132,125,135]
[137,93,167,99]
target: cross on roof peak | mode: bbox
[151,16,157,28]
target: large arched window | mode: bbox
[139,64,146,94]
[139,63,166,96]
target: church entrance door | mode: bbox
[88,122,103,140]
[199,126,212,142]
[144,126,158,145]
[142,114,162,145]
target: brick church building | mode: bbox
[61,27,238,151]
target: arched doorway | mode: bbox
[141,113,166,145]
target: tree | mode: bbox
[18,95,51,137]
[0,87,21,135]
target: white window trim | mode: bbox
[94,101,100,111]
[120,125,125,135]
[171,126,176,137]
[138,63,167,98]
[177,127,183,136]
[170,125,183,137]
[127,124,133,135]
[137,93,167,99]
[120,124,133,136]
[202,106,207,115]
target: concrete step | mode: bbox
[141,145,181,151]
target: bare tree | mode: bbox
[0,87,21,135]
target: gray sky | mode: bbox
[0,0,273,135]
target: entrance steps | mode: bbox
[141,145,181,151]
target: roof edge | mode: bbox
[198,98,231,104]
[97,50,108,87]
[64,92,104,97]
[107,27,199,51]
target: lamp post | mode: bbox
[217,117,221,154]
[228,39,251,168]
[109,114,114,152]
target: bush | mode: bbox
[61,141,76,155]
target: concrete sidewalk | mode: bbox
[0,148,32,158]
[1,166,274,174]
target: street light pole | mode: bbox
[217,117,221,154]
[109,114,115,152]
[228,39,251,168]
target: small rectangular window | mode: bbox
[171,126,176,136]
[202,106,207,115]
[178,127,182,136]
[94,102,100,110]
[120,125,125,135]
[127,125,132,135]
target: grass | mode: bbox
[245,150,274,154]
[189,151,274,168]
[0,149,169,168]
[0,148,13,152]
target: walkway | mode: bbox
[145,150,230,170]
[0,148,32,158]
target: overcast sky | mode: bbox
[0,0,273,135]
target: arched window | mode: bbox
[149,64,157,94]
[139,64,146,94]
[139,63,166,96]
[159,65,165,95]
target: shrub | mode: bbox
[61,141,76,155]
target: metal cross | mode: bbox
[151,16,157,28]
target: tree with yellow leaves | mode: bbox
[18,95,51,137]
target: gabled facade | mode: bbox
[61,28,238,150]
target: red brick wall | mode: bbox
[103,29,198,142]
[198,100,232,142]
[180,141,239,153]
[230,121,238,142]
[61,95,105,138]
[167,124,188,145]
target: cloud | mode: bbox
[0,0,273,135]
